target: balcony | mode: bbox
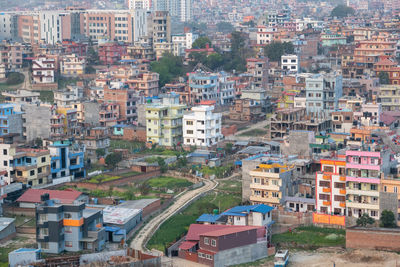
[249,170,280,178]
[250,183,280,191]
[323,175,331,180]
[323,201,331,206]
[339,189,346,195]
[339,176,346,181]
[323,188,331,193]
[346,189,379,197]
[339,202,346,208]
[346,201,379,210]
[250,195,280,204]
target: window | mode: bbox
[204,237,209,245]
[211,239,216,247]
[30,170,35,176]
[41,157,46,163]
[198,252,204,258]
[323,166,334,173]
[186,121,193,125]
[64,212,72,219]
[65,226,72,233]
[3,149,6,155]
[40,242,49,249]
[395,186,398,193]
[186,130,193,134]
[65,241,73,247]
[3,161,7,166]
[38,167,42,174]
[371,210,377,217]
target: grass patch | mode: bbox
[119,171,141,177]
[272,226,345,249]
[196,164,234,178]
[86,174,122,184]
[144,157,159,164]
[37,90,54,103]
[110,140,145,153]
[0,236,35,263]
[231,255,274,267]
[147,176,193,189]
[217,179,242,193]
[239,129,268,137]
[5,214,35,227]
[147,192,241,251]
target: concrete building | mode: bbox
[229,98,262,122]
[9,248,41,267]
[32,56,56,84]
[188,71,219,104]
[148,11,171,58]
[0,64,6,81]
[128,0,152,10]
[246,57,269,91]
[0,104,23,136]
[36,196,106,254]
[305,73,343,118]
[172,32,198,56]
[60,54,85,77]
[249,162,294,207]
[218,72,235,105]
[378,85,400,111]
[2,90,40,104]
[183,105,223,148]
[104,83,138,124]
[103,206,142,233]
[256,26,275,45]
[54,86,83,107]
[128,72,159,96]
[146,93,186,147]
[281,54,299,74]
[316,157,347,216]
[0,217,16,242]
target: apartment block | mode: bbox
[32,56,56,84]
[249,163,294,207]
[128,72,159,97]
[316,157,347,216]
[146,93,186,147]
[281,54,299,74]
[98,43,128,65]
[103,84,137,124]
[188,71,219,104]
[36,195,106,254]
[183,105,223,148]
[346,149,391,220]
[229,98,262,122]
[0,42,23,71]
[246,57,269,91]
[0,104,22,136]
[60,54,85,77]
[378,84,400,112]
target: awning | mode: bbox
[178,241,197,250]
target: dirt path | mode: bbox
[129,178,217,253]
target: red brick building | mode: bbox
[98,43,128,65]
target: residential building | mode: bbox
[305,73,343,118]
[269,108,306,139]
[2,90,40,104]
[246,57,269,90]
[320,32,346,47]
[188,71,219,104]
[54,86,83,107]
[0,42,23,70]
[0,104,22,136]
[32,56,56,84]
[60,54,85,77]
[249,163,295,207]
[104,83,138,124]
[128,0,151,10]
[378,85,400,111]
[145,93,186,147]
[315,157,347,216]
[256,26,275,45]
[20,104,52,142]
[218,72,235,105]
[127,72,159,96]
[17,189,87,208]
[183,105,223,148]
[48,140,85,180]
[229,98,262,122]
[0,64,5,81]
[281,54,299,74]
[36,195,106,254]
[331,111,354,133]
[172,32,198,56]
[9,248,41,267]
[98,43,127,65]
[148,11,171,57]
[346,149,391,220]
[99,103,120,127]
[77,127,110,161]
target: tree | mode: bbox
[379,71,390,85]
[356,213,375,227]
[96,148,106,158]
[264,41,294,62]
[205,53,224,70]
[138,181,151,195]
[151,53,184,87]
[191,36,212,49]
[157,157,167,173]
[331,5,355,18]
[225,143,233,154]
[6,72,24,85]
[380,210,396,228]
[108,185,114,198]
[217,22,234,33]
[105,152,123,169]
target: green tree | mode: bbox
[331,5,355,18]
[108,185,114,198]
[96,148,106,158]
[225,143,233,154]
[356,213,375,227]
[192,36,212,49]
[205,53,224,70]
[217,22,234,33]
[380,210,396,228]
[264,41,294,62]
[138,181,151,195]
[6,72,24,85]
[151,53,184,87]
[379,71,390,85]
[157,157,167,173]
[105,152,123,170]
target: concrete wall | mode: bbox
[23,105,51,142]
[379,192,398,224]
[347,227,400,251]
[83,102,100,125]
[213,241,269,267]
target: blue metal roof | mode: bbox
[221,204,274,216]
[196,214,220,223]
[104,226,121,232]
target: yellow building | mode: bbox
[14,149,51,186]
[249,163,294,207]
[146,94,186,147]
[60,54,85,77]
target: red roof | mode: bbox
[199,100,216,106]
[201,226,261,237]
[17,189,82,204]
[178,241,197,250]
[185,224,264,241]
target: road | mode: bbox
[130,178,218,253]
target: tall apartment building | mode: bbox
[316,157,347,216]
[145,93,186,147]
[104,84,137,124]
[354,37,396,69]
[0,42,23,71]
[128,72,159,96]
[378,84,400,111]
[148,11,171,58]
[0,104,22,136]
[183,105,223,147]
[345,149,391,220]
[246,57,269,91]
[172,32,198,56]
[188,71,219,104]
[249,163,294,207]
[0,13,18,41]
[218,72,235,105]
[36,195,106,254]
[128,0,152,10]
[153,0,192,22]
[305,72,343,118]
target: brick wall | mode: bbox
[111,128,147,142]
[272,209,313,226]
[346,227,400,251]
[222,125,238,136]
[3,206,36,217]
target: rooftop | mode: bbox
[103,206,141,225]
[17,189,82,204]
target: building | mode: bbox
[2,90,40,104]
[246,57,269,90]
[0,217,16,242]
[153,0,192,22]
[9,248,42,267]
[36,195,106,254]
[229,98,262,122]
[256,26,275,45]
[172,32,198,56]
[17,189,87,208]
[320,32,346,47]
[32,56,56,84]
[128,0,151,10]
[178,224,269,267]
[249,162,295,207]
[60,54,85,77]
[48,140,85,180]
[0,104,23,136]
[316,157,347,216]
[98,43,127,65]
[146,93,186,147]
[103,83,137,124]
[128,72,159,96]
[305,73,343,118]
[269,108,306,139]
[103,206,142,233]
[183,105,223,148]
[281,54,299,74]
[188,71,219,104]
[346,149,391,220]
[378,85,400,111]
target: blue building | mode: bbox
[48,140,85,180]
[0,104,22,136]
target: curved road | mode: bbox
[130,178,218,253]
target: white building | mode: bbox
[153,0,192,22]
[183,105,223,147]
[172,32,198,56]
[129,0,151,10]
[32,57,55,84]
[281,54,299,74]
[256,26,275,45]
[39,11,66,45]
[218,72,235,105]
[0,64,6,80]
